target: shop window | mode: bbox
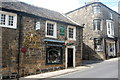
[35,21,40,30]
[46,46,62,64]
[93,19,101,30]
[94,38,103,51]
[93,5,101,13]
[46,21,57,38]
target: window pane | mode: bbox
[0,14,6,25]
[8,15,14,26]
[47,23,54,36]
[93,19,101,30]
[93,6,100,13]
[69,28,73,38]
[107,21,114,37]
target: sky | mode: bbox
[18,0,119,13]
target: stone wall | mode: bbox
[2,27,18,78]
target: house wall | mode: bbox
[67,3,120,60]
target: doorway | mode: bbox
[67,48,73,67]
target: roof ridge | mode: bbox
[61,13,81,26]
[66,2,120,16]
[19,1,61,14]
[0,0,19,2]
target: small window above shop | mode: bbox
[93,19,101,30]
[93,5,101,13]
[45,21,57,38]
[67,26,76,40]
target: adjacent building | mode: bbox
[0,1,83,79]
[66,1,120,60]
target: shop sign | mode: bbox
[65,40,75,46]
[60,26,65,36]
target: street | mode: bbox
[51,59,118,78]
[20,58,119,80]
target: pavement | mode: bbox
[20,57,119,79]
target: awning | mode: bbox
[44,39,65,44]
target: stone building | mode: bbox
[0,1,83,79]
[66,1,120,60]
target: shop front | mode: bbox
[106,40,116,58]
[44,39,65,65]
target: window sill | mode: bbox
[95,50,103,52]
[107,35,114,38]
[0,25,17,29]
[67,38,76,41]
[45,35,57,39]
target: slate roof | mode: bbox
[0,1,81,27]
[66,2,120,16]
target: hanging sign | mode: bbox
[65,40,75,46]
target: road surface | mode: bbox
[52,59,118,78]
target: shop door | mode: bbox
[67,48,73,67]
[108,43,116,57]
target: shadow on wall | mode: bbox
[82,43,104,60]
[117,52,120,57]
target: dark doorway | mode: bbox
[67,48,73,67]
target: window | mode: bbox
[106,20,114,38]
[67,26,76,40]
[0,14,6,25]
[46,21,57,38]
[8,15,14,26]
[46,46,62,64]
[93,5,101,13]
[69,28,74,38]
[35,21,40,30]
[93,19,101,30]
[118,17,120,24]
[110,13,113,19]
[0,11,17,29]
[94,38,103,51]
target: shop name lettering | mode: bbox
[23,32,39,49]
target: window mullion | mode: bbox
[5,14,8,27]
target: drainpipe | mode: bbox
[104,38,107,60]
[17,15,22,80]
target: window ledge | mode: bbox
[45,35,57,39]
